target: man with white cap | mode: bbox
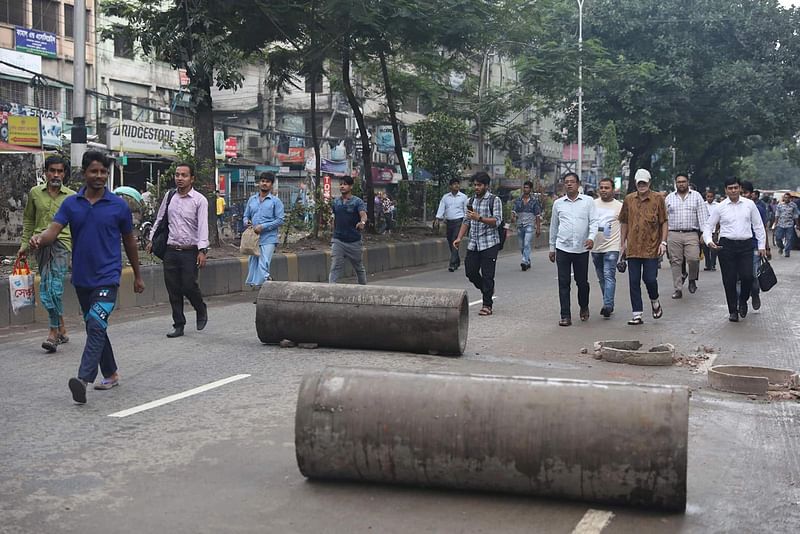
[618,169,669,325]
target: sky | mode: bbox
[778,0,796,7]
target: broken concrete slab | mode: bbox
[708,365,799,396]
[594,340,674,366]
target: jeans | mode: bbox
[163,248,207,328]
[445,219,463,269]
[465,245,500,307]
[329,238,367,285]
[775,226,795,256]
[718,238,754,314]
[591,251,619,309]
[555,249,590,319]
[75,286,118,383]
[517,224,534,266]
[627,258,659,314]
[246,242,277,286]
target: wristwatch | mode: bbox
[199,248,208,254]
[660,241,667,246]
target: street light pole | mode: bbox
[576,0,584,181]
[70,0,87,172]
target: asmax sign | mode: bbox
[108,121,192,156]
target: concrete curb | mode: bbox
[1,231,549,328]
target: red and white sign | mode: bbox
[224,137,238,158]
[323,174,332,202]
[178,69,190,88]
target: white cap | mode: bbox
[634,169,651,184]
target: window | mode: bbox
[0,0,25,26]
[304,73,322,94]
[113,26,135,59]
[119,96,133,120]
[34,85,61,111]
[32,0,59,34]
[64,5,91,39]
[248,136,259,149]
[0,79,29,106]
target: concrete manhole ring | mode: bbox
[708,365,800,396]
[593,340,675,366]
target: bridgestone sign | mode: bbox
[108,120,192,157]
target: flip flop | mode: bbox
[627,317,644,326]
[651,300,663,319]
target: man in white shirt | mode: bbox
[665,173,709,299]
[703,177,766,322]
[592,177,623,318]
[434,178,468,272]
[701,189,719,271]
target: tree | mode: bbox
[599,121,621,180]
[515,0,800,192]
[102,1,297,245]
[410,113,473,195]
[735,147,800,191]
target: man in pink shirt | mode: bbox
[149,163,209,337]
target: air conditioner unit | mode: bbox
[158,109,171,121]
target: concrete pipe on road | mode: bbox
[295,367,689,511]
[256,282,468,355]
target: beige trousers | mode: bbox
[667,231,701,291]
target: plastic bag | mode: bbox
[9,257,35,314]
[239,227,261,256]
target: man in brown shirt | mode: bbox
[619,169,669,325]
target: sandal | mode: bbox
[478,306,493,316]
[651,300,663,319]
[627,317,644,326]
[57,333,69,344]
[42,338,58,353]
[559,318,572,327]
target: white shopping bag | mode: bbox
[9,258,35,314]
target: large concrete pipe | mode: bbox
[295,367,689,511]
[256,282,468,355]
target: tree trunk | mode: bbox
[342,43,375,229]
[379,48,408,181]
[193,74,219,247]
[310,66,322,239]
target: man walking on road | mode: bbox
[244,172,285,289]
[702,189,719,271]
[18,155,75,353]
[329,176,368,285]
[703,177,766,322]
[511,181,542,271]
[773,192,799,257]
[619,169,668,325]
[592,177,622,318]
[434,177,468,272]
[741,181,771,311]
[29,151,145,404]
[548,173,597,326]
[454,172,503,316]
[150,163,209,338]
[665,173,709,299]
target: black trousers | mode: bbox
[446,218,463,269]
[465,244,499,307]
[163,248,206,328]
[555,249,590,319]
[717,238,753,314]
[701,240,717,269]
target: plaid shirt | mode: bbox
[665,190,709,231]
[464,193,503,251]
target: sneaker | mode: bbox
[68,378,87,404]
[94,376,119,390]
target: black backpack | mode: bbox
[473,193,506,250]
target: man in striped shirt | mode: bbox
[665,173,709,299]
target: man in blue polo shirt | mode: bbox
[30,150,145,405]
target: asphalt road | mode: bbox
[1,249,798,534]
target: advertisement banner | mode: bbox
[108,119,224,159]
[14,27,57,58]
[376,125,395,153]
[0,104,61,147]
[224,137,238,158]
[278,147,306,164]
[323,175,332,202]
[0,48,42,78]
[8,116,41,146]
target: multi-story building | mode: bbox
[0,0,97,149]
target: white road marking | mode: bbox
[469,296,497,307]
[571,509,615,534]
[107,374,251,418]
[695,353,719,375]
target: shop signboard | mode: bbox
[376,124,394,153]
[14,27,57,58]
[224,137,238,158]
[7,116,41,146]
[323,174,332,202]
[0,48,42,78]
[109,119,224,158]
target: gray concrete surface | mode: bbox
[0,249,798,533]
